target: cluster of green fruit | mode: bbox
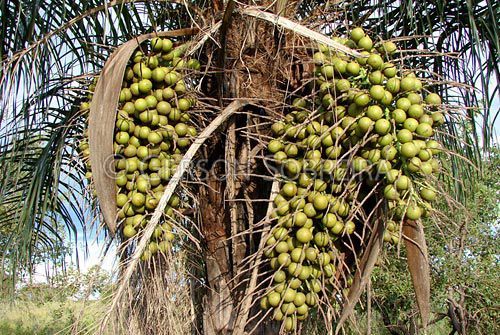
[262,103,360,332]
[262,27,444,331]
[82,37,201,261]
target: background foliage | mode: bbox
[0,265,112,335]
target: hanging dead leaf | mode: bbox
[335,219,385,334]
[403,219,430,328]
[88,28,198,235]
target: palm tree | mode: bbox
[1,0,497,334]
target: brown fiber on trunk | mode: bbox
[197,3,292,333]
[198,140,234,334]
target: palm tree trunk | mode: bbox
[198,2,293,333]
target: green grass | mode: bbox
[0,298,109,335]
